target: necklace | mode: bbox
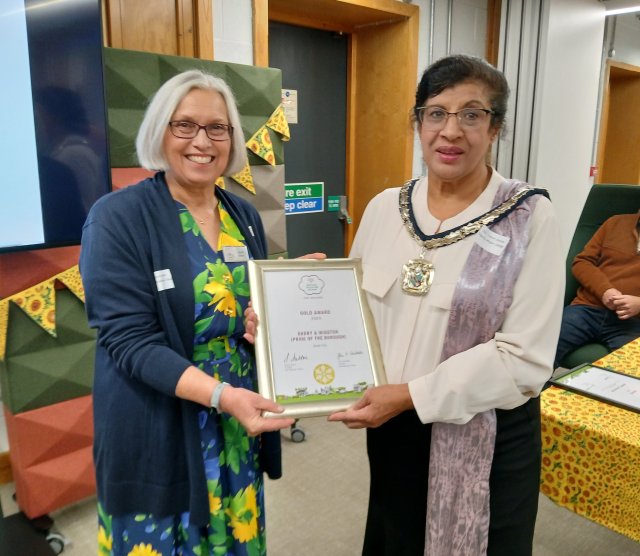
[187,206,211,225]
[168,181,217,226]
[398,178,543,295]
[181,201,216,226]
[193,212,207,225]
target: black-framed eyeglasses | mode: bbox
[416,107,494,130]
[168,120,234,141]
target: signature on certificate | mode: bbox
[284,352,309,363]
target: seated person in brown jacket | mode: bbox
[554,211,640,368]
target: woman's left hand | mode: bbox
[297,252,327,260]
[328,384,413,429]
[243,302,258,344]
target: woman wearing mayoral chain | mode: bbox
[329,55,564,556]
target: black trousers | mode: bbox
[362,398,541,556]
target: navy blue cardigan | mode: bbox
[80,172,281,525]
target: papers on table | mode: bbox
[552,364,640,413]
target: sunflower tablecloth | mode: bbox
[540,337,640,542]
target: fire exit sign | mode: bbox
[284,182,324,215]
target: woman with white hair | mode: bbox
[81,70,294,555]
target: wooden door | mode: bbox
[102,0,213,59]
[597,60,640,185]
[254,0,419,253]
[269,22,348,258]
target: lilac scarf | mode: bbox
[424,180,541,555]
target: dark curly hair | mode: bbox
[414,54,509,130]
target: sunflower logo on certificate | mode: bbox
[313,363,335,385]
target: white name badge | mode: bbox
[154,269,175,291]
[476,225,510,256]
[223,246,249,262]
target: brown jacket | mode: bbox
[572,212,640,309]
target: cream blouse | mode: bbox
[350,169,564,425]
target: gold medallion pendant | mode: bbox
[398,178,542,297]
[401,258,434,295]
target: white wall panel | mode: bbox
[495,1,543,181]
[606,13,640,66]
[532,0,605,253]
[213,0,253,65]
[412,0,489,177]
[412,0,431,178]
[451,0,487,57]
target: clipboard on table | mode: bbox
[550,363,640,414]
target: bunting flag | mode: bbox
[215,176,226,190]
[266,104,290,142]
[247,125,276,166]
[0,300,8,362]
[229,161,256,194]
[0,265,84,360]
[10,280,57,339]
[57,266,85,302]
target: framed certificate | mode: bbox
[551,364,640,414]
[248,258,387,418]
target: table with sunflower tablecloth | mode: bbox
[540,337,640,541]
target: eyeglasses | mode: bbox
[416,107,494,130]
[168,120,233,141]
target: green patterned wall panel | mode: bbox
[0,289,95,414]
[103,48,285,168]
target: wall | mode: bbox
[0,248,81,453]
[410,0,488,178]
[431,0,488,61]
[531,0,605,251]
[213,0,253,65]
[210,0,608,252]
[208,0,488,182]
[607,13,640,67]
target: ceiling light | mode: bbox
[607,5,640,14]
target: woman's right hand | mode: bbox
[243,253,326,345]
[220,385,294,436]
[176,366,292,435]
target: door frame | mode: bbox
[253,0,419,254]
[597,59,640,185]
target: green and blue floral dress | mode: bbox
[98,200,266,556]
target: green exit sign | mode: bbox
[327,196,340,212]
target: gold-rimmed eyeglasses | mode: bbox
[416,107,494,131]
[168,120,234,141]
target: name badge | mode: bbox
[476,226,510,256]
[223,246,249,262]
[154,269,175,291]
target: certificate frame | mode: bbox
[248,258,387,418]
[550,364,640,414]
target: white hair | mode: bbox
[136,70,248,176]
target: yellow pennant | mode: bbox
[0,265,87,359]
[0,300,8,361]
[10,279,57,338]
[230,161,256,194]
[247,125,276,166]
[215,176,226,190]
[266,104,290,142]
[57,265,85,302]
